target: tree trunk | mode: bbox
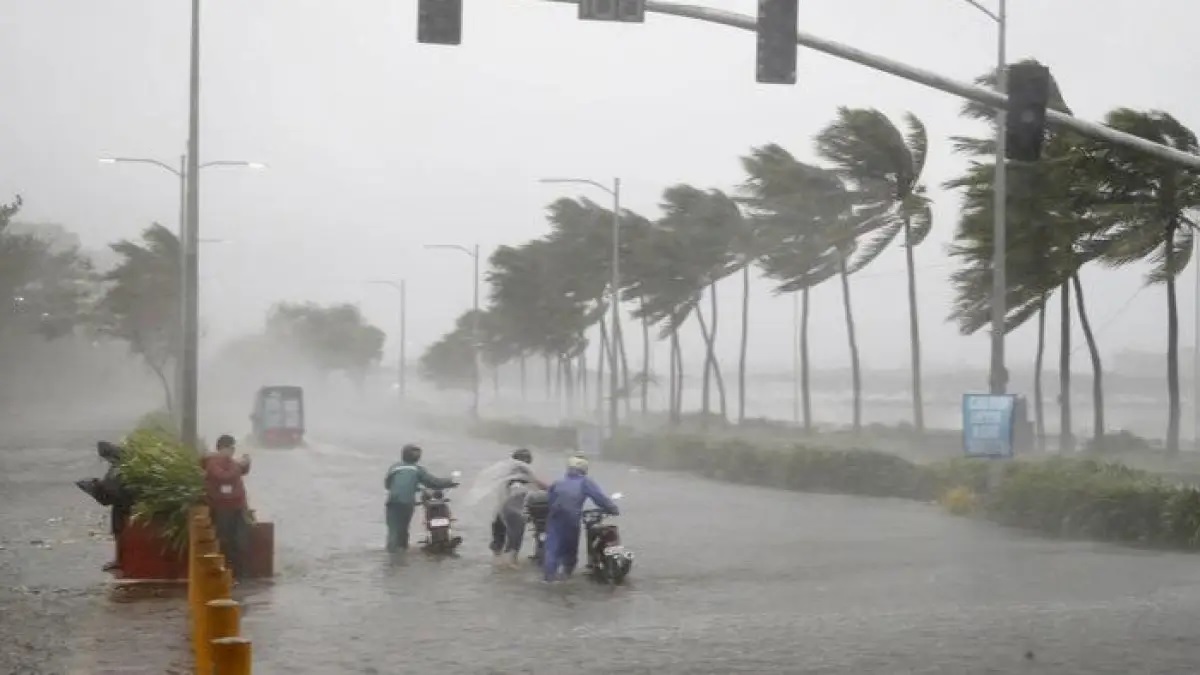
[1071,273,1105,446]
[668,323,678,424]
[708,282,728,422]
[838,261,863,432]
[697,301,712,421]
[694,298,728,426]
[1059,282,1074,453]
[148,359,174,420]
[738,265,750,424]
[801,285,812,432]
[492,366,500,396]
[579,351,589,411]
[563,357,575,416]
[520,354,527,401]
[1166,221,1182,455]
[640,301,650,416]
[1033,298,1047,452]
[554,357,563,404]
[597,321,610,421]
[669,324,683,425]
[902,218,925,432]
[614,312,632,417]
[544,354,552,400]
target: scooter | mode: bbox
[582,492,633,584]
[523,489,550,562]
[419,471,463,554]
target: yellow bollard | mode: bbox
[210,636,252,675]
[204,598,241,650]
[195,553,229,674]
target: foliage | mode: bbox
[0,197,96,344]
[95,223,180,412]
[265,302,385,378]
[117,424,206,553]
[419,310,479,390]
[470,419,1200,551]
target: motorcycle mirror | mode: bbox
[611,492,623,501]
[450,470,462,478]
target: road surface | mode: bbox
[229,418,1200,674]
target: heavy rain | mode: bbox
[3,1,1200,674]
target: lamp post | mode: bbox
[99,155,264,434]
[539,177,622,439]
[424,244,480,419]
[368,279,408,400]
[954,0,1008,395]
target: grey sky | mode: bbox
[1,0,1198,374]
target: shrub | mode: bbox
[470,419,1200,552]
[118,425,205,553]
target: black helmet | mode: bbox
[216,434,236,450]
[512,448,532,464]
[401,444,422,463]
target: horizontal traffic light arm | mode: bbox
[539,0,1200,171]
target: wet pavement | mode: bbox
[234,418,1200,674]
[0,444,190,675]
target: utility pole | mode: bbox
[181,0,202,450]
[400,279,407,400]
[609,178,621,439]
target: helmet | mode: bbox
[567,454,589,475]
[216,434,237,450]
[401,444,422,463]
[511,448,532,464]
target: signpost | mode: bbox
[962,393,1017,459]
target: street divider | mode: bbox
[470,420,1200,551]
[187,505,252,675]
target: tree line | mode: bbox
[0,211,384,415]
[420,61,1200,455]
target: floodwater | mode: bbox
[233,419,1200,674]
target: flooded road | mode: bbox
[238,420,1200,674]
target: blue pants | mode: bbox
[542,515,581,581]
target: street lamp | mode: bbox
[539,177,622,439]
[99,155,264,436]
[368,279,408,401]
[954,0,1008,395]
[424,243,481,419]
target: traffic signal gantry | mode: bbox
[414,0,1056,155]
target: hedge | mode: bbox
[470,420,1200,551]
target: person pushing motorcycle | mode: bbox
[384,444,458,552]
[490,448,548,568]
[542,454,619,582]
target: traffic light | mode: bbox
[417,0,462,46]
[579,0,646,22]
[756,0,798,85]
[1005,62,1051,161]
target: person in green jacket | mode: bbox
[384,444,459,552]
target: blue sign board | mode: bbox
[961,393,1016,458]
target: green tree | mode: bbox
[815,107,933,431]
[945,61,1106,452]
[96,223,180,413]
[265,302,385,385]
[1081,109,1200,455]
[419,310,479,390]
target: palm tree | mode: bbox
[1080,109,1200,455]
[814,107,933,431]
[656,184,740,424]
[739,145,845,430]
[946,60,1108,452]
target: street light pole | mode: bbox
[989,0,1009,395]
[368,280,408,400]
[538,176,623,439]
[99,153,264,434]
[424,244,481,419]
[182,0,202,450]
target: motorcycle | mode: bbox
[419,471,463,554]
[583,492,633,584]
[523,489,550,562]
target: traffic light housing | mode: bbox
[417,0,462,46]
[756,0,798,85]
[1005,62,1051,161]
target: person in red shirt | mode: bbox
[202,434,252,581]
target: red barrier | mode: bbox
[116,520,188,581]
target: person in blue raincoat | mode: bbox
[542,454,619,582]
[383,444,459,552]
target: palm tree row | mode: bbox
[424,61,1200,452]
